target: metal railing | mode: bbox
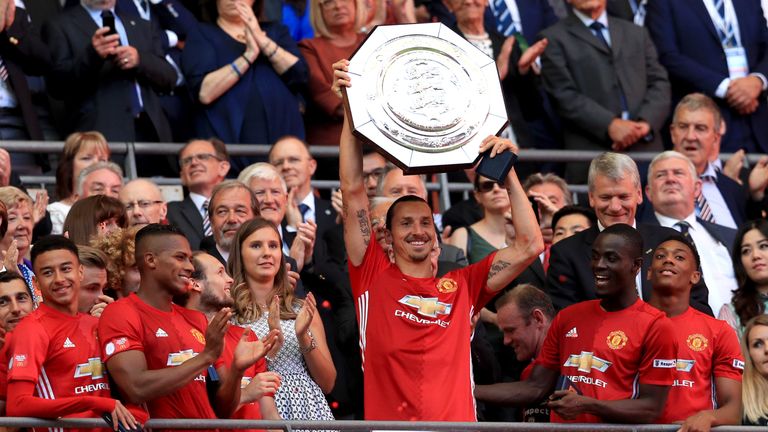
[6,140,765,210]
[0,417,764,431]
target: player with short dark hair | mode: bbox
[0,271,35,416]
[98,224,269,431]
[5,235,140,430]
[475,224,678,423]
[647,234,743,430]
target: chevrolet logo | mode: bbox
[563,352,612,373]
[398,295,452,318]
[676,359,695,372]
[74,357,105,379]
[167,349,198,366]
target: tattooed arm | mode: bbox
[339,96,371,267]
[480,137,545,292]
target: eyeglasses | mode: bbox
[180,153,223,167]
[318,0,351,9]
[125,200,163,211]
[363,168,386,182]
[476,180,501,193]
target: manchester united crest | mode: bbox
[437,278,458,293]
[686,333,709,352]
[606,330,628,350]
[191,329,206,344]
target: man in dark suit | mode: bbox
[646,0,768,154]
[546,152,712,315]
[42,0,176,143]
[268,136,336,264]
[167,138,230,249]
[539,0,670,182]
[670,93,767,230]
[639,150,737,317]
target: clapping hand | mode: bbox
[266,295,284,359]
[232,328,280,373]
[295,292,317,336]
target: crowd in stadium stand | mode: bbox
[2,0,768,429]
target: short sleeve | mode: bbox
[638,315,677,386]
[348,239,391,298]
[98,302,144,362]
[713,321,744,381]
[7,318,49,383]
[535,312,562,372]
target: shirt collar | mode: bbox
[655,211,697,229]
[702,162,719,179]
[572,8,609,29]
[82,3,114,22]
[597,219,636,231]
[189,192,208,211]
[299,192,315,212]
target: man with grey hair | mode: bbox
[199,180,259,265]
[639,150,736,316]
[77,161,123,199]
[119,178,167,226]
[546,152,712,314]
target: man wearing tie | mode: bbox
[539,0,670,182]
[42,0,176,143]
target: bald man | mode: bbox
[119,179,168,226]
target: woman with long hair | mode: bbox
[741,314,768,425]
[228,217,335,421]
[62,195,127,246]
[719,219,768,335]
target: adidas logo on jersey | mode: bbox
[156,328,169,338]
[63,337,76,348]
[565,327,578,338]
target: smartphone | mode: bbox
[101,413,142,432]
[102,13,117,37]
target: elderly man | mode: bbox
[540,0,670,182]
[119,179,167,226]
[167,138,231,249]
[670,93,768,229]
[546,152,711,314]
[77,161,123,199]
[640,150,737,318]
[199,180,259,265]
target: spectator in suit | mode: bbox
[646,0,768,154]
[76,161,124,199]
[551,205,596,245]
[166,138,230,249]
[523,172,571,245]
[546,152,712,314]
[641,150,737,316]
[720,220,768,335]
[670,93,768,229]
[42,0,177,143]
[539,0,670,183]
[48,131,110,235]
[63,194,128,245]
[119,178,167,226]
[201,180,260,265]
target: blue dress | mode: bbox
[182,21,308,168]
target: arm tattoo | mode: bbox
[356,209,371,245]
[487,260,511,281]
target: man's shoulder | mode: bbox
[167,197,192,211]
[102,295,140,320]
[551,226,596,255]
[171,303,208,328]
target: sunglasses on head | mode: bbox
[476,180,501,193]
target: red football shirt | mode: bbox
[0,341,9,400]
[348,239,497,421]
[6,303,114,427]
[536,299,677,423]
[98,294,217,430]
[214,326,269,432]
[657,307,743,423]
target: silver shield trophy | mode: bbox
[342,22,510,175]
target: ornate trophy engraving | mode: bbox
[343,23,509,174]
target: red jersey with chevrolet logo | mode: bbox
[6,303,113,424]
[657,307,743,423]
[536,299,677,423]
[98,294,217,428]
[348,239,497,421]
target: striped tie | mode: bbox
[0,57,8,82]
[202,200,212,236]
[695,176,716,223]
[713,0,737,47]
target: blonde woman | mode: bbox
[228,217,335,421]
[742,314,768,425]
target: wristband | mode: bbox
[230,61,242,78]
[241,54,253,66]
[299,329,317,354]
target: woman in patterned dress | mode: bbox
[228,217,336,421]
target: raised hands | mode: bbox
[232,328,280,373]
[331,59,351,99]
[295,292,317,337]
[202,308,232,362]
[2,239,18,272]
[266,295,285,359]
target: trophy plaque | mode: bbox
[342,22,511,176]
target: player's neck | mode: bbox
[137,284,174,312]
[600,292,638,312]
[648,292,689,318]
[46,301,78,316]
[395,257,433,278]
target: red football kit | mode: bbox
[348,239,497,421]
[657,307,743,423]
[98,294,217,430]
[536,299,677,423]
[214,326,269,432]
[5,303,116,429]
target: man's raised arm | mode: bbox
[336,59,372,267]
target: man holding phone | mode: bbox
[42,0,176,145]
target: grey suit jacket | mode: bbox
[539,13,670,179]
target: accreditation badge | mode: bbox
[725,46,748,79]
